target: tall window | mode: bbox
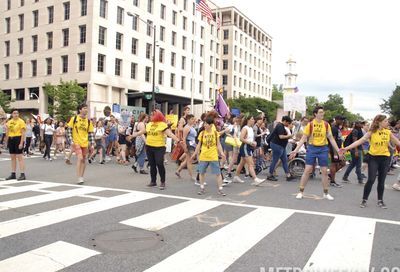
[17,62,23,78]
[20,0,25,6]
[98,54,105,72]
[181,56,186,70]
[115,58,122,75]
[133,0,139,7]
[48,6,54,24]
[130,63,137,79]
[181,76,185,90]
[146,43,152,59]
[62,29,69,47]
[33,10,39,27]
[78,53,85,71]
[131,38,138,54]
[99,0,107,18]
[160,4,166,19]
[171,31,176,46]
[32,35,38,52]
[223,60,228,70]
[182,36,187,50]
[160,26,165,41]
[19,14,24,31]
[98,26,106,45]
[31,60,37,77]
[158,70,164,85]
[145,67,151,82]
[183,16,187,30]
[183,0,188,10]
[223,30,229,40]
[5,41,10,57]
[81,0,87,16]
[7,0,11,10]
[147,0,153,13]
[117,7,124,24]
[131,15,138,30]
[147,20,153,36]
[159,48,164,63]
[18,38,23,54]
[61,55,68,73]
[5,18,11,33]
[47,32,53,49]
[199,63,203,75]
[79,25,86,43]
[172,11,177,25]
[171,52,176,66]
[63,2,70,20]
[170,73,175,88]
[223,45,228,55]
[116,32,123,50]
[46,58,52,75]
[4,64,10,80]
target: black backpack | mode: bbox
[343,130,354,147]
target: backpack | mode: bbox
[73,115,90,132]
[343,129,354,147]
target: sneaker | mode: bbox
[244,174,250,179]
[198,188,205,195]
[131,163,138,173]
[233,176,245,183]
[100,160,105,165]
[49,158,53,161]
[330,182,343,188]
[360,200,367,208]
[17,173,26,181]
[146,183,157,187]
[358,180,366,185]
[226,172,233,179]
[323,193,334,200]
[223,178,232,184]
[252,177,266,186]
[377,200,387,209]
[77,177,84,185]
[5,174,16,180]
[392,183,400,191]
[267,175,278,181]
[88,158,92,164]
[218,189,226,196]
[140,170,148,175]
[342,177,349,183]
[286,176,296,182]
[159,183,166,190]
[65,159,72,165]
[194,181,201,186]
[175,171,182,178]
[296,192,303,199]
[361,173,367,179]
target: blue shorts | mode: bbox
[197,161,221,175]
[305,145,329,167]
[239,144,253,157]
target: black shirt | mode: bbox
[253,125,262,147]
[271,123,288,148]
[331,125,342,146]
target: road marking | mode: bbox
[0,186,105,211]
[144,207,293,272]
[0,241,99,272]
[0,191,156,238]
[303,216,375,271]
[195,214,229,227]
[237,188,258,196]
[0,183,65,196]
[120,199,221,231]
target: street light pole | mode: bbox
[151,24,156,111]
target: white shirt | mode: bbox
[244,125,254,143]
[94,127,105,140]
[41,124,55,135]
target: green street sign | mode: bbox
[155,86,160,93]
[144,94,152,100]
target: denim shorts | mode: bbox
[305,145,329,167]
[197,161,221,175]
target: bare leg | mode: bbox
[10,154,17,172]
[299,165,314,192]
[16,154,25,172]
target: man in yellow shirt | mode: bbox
[290,106,342,200]
[66,103,94,184]
[4,109,26,181]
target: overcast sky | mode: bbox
[215,0,400,119]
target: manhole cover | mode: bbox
[90,228,163,254]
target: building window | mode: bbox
[46,58,52,75]
[147,0,153,13]
[223,30,229,40]
[183,16,187,30]
[223,45,228,55]
[116,32,123,50]
[199,81,203,94]
[33,10,39,27]
[160,4,166,19]
[209,72,213,83]
[130,62,137,79]
[171,31,176,46]
[20,0,25,6]
[158,70,164,85]
[182,36,187,50]
[147,20,153,36]
[199,63,203,76]
[61,55,68,73]
[222,75,228,85]
[131,38,138,54]
[79,25,87,43]
[170,73,175,88]
[132,15,138,31]
[99,0,107,18]
[32,35,38,52]
[5,18,11,33]
[117,6,124,25]
[223,60,228,70]
[181,76,185,90]
[160,26,165,41]
[81,0,87,16]
[171,52,176,67]
[17,62,23,78]
[19,14,24,31]
[47,32,53,49]
[48,6,54,24]
[133,0,139,7]
[200,45,204,57]
[115,58,122,76]
[5,41,10,57]
[7,0,11,10]
[159,48,164,63]
[78,53,85,71]
[62,29,69,47]
[18,38,23,55]
[146,43,152,59]
[16,88,25,100]
[29,88,39,100]
[4,64,10,80]
[181,56,186,70]
[145,67,151,82]
[63,2,70,20]
[98,54,105,72]
[172,11,178,26]
[98,26,106,45]
[216,58,219,69]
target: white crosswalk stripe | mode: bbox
[0,180,398,271]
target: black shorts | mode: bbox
[8,136,23,154]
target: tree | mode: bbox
[322,93,364,122]
[227,96,279,122]
[43,80,86,121]
[0,90,13,113]
[305,96,319,116]
[380,85,400,120]
[271,84,283,101]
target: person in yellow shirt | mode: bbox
[191,116,227,196]
[4,109,26,181]
[290,106,342,200]
[66,103,94,184]
[342,114,400,209]
[132,110,180,190]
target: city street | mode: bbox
[0,152,399,271]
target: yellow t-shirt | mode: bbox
[7,118,26,137]
[303,119,332,146]
[369,129,391,157]
[198,129,219,161]
[146,122,168,147]
[67,115,94,147]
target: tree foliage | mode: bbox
[305,96,319,116]
[227,96,279,121]
[0,90,13,113]
[43,80,86,121]
[271,84,284,101]
[380,85,400,120]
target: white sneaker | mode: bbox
[392,183,400,191]
[223,178,232,184]
[233,176,245,183]
[194,181,200,186]
[323,193,334,200]
[296,192,303,199]
[252,177,266,186]
[77,177,84,185]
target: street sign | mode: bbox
[144,94,152,100]
[155,86,160,93]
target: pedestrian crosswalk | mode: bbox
[0,179,399,271]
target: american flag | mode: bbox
[216,15,221,30]
[196,0,213,22]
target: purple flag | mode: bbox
[214,93,229,118]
